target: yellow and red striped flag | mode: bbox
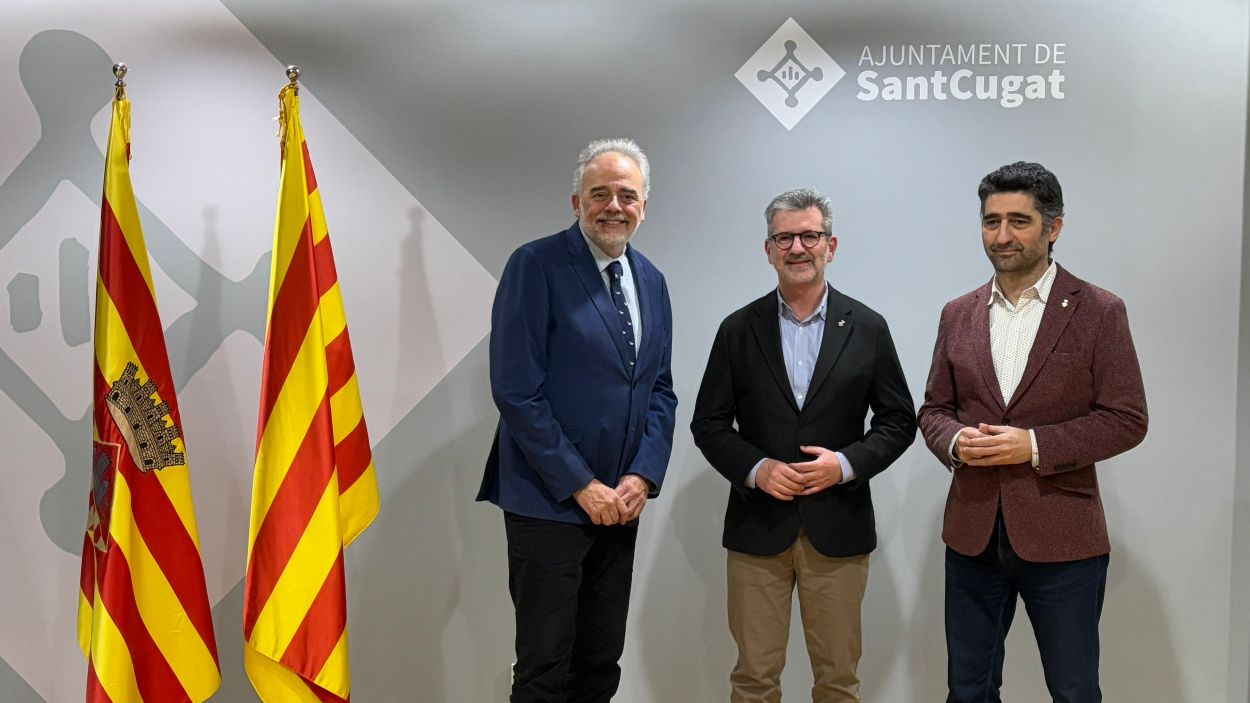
[243,78,380,702]
[78,80,221,702]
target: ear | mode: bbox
[637,198,647,223]
[826,235,838,261]
[1047,216,1063,245]
[571,193,580,217]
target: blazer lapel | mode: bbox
[971,283,1007,412]
[805,286,852,405]
[748,293,801,415]
[1006,266,1081,409]
[566,224,634,373]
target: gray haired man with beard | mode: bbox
[480,138,677,702]
[691,188,915,702]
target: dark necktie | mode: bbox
[606,260,636,368]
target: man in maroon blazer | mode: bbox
[917,162,1147,703]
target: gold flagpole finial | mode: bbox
[113,62,127,100]
[277,65,301,153]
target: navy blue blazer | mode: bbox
[478,222,678,524]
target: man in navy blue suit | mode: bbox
[478,138,677,702]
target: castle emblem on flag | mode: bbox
[105,361,185,472]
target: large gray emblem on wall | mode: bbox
[735,18,844,131]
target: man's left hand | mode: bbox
[961,424,1032,466]
[616,474,651,521]
[791,446,843,495]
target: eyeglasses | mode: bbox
[767,230,828,250]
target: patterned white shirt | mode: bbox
[989,261,1058,405]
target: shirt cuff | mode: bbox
[836,452,855,483]
[746,459,766,489]
[947,430,963,470]
[1029,429,1039,470]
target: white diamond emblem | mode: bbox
[735,18,844,131]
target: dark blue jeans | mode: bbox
[945,513,1109,703]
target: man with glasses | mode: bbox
[479,138,677,702]
[691,188,915,702]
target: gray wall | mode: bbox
[1,1,1247,700]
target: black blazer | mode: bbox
[690,286,916,557]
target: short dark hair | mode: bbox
[978,161,1064,253]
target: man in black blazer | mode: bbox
[691,188,915,702]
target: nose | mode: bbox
[991,222,1012,244]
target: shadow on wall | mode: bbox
[1095,490,1184,702]
[635,447,737,701]
[351,339,512,702]
[392,206,444,421]
[858,453,945,697]
[0,29,269,557]
[0,657,42,703]
[211,340,508,703]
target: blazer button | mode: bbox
[1002,418,1010,425]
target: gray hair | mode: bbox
[764,187,833,236]
[572,138,651,198]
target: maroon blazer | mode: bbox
[917,265,1147,562]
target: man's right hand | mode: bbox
[756,459,806,501]
[953,426,990,466]
[574,479,629,525]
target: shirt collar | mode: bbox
[582,231,627,273]
[989,260,1058,306]
[777,286,829,324]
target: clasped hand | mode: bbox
[955,423,1032,466]
[574,475,650,525]
[756,446,843,501]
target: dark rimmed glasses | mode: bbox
[767,230,828,250]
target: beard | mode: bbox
[777,254,823,285]
[580,213,636,253]
[987,243,1048,274]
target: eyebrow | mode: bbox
[983,211,1034,219]
[589,185,639,195]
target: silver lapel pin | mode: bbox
[838,319,846,327]
[1061,299,1069,308]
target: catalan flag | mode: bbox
[243,79,380,702]
[79,81,221,702]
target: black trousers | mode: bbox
[945,512,1109,703]
[504,512,638,703]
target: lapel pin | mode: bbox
[838,319,846,327]
[1061,299,1069,308]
